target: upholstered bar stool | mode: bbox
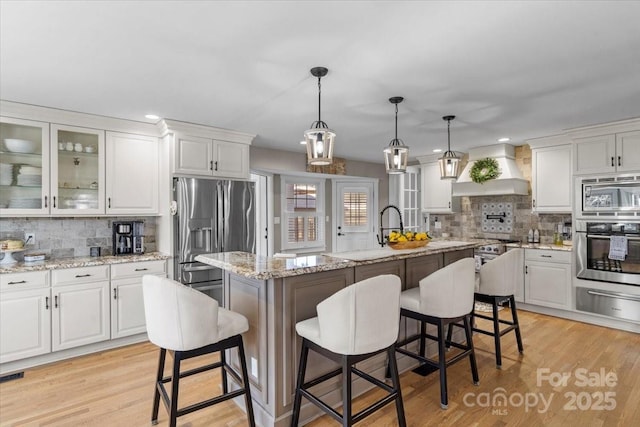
[469,248,524,369]
[142,275,255,427]
[290,274,406,427]
[395,258,479,409]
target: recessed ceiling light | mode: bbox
[299,141,307,145]
[432,148,442,153]
[145,114,160,120]
[498,137,510,142]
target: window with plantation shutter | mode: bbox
[281,176,325,250]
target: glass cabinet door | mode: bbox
[0,117,50,215]
[51,124,105,215]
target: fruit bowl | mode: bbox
[387,240,429,250]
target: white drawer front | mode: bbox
[111,260,166,279]
[52,265,110,286]
[0,270,49,291]
[525,249,571,264]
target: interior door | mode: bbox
[334,180,376,252]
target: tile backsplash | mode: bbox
[0,217,157,260]
[429,194,570,244]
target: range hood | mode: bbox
[452,143,529,196]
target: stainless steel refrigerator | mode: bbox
[173,177,255,306]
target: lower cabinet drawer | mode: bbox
[110,260,166,279]
[52,265,110,286]
[1,270,49,291]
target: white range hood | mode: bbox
[452,143,529,196]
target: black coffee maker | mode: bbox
[112,221,144,255]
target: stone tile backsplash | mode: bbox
[429,194,571,244]
[0,217,156,260]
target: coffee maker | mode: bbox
[112,221,144,255]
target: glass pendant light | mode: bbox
[383,97,409,174]
[304,67,335,165]
[438,115,461,179]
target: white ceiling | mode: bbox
[2,1,640,164]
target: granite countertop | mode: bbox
[195,239,489,280]
[506,242,573,252]
[0,252,171,274]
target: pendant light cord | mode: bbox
[394,104,398,140]
[447,118,451,152]
[317,76,322,123]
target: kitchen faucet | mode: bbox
[377,205,404,247]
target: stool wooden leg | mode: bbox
[387,346,407,427]
[464,315,479,385]
[236,336,256,427]
[169,351,182,427]
[492,299,502,368]
[342,355,352,427]
[151,348,166,425]
[510,296,524,354]
[291,340,310,427]
[437,321,448,409]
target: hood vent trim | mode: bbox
[452,144,529,196]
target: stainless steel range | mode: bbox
[474,239,520,271]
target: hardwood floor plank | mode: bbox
[0,310,638,426]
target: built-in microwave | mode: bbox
[580,175,640,217]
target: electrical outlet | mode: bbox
[24,232,36,245]
[434,221,442,230]
[251,357,258,377]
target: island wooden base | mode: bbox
[224,249,473,427]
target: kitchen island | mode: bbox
[195,240,483,427]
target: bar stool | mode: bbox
[142,275,255,427]
[290,274,406,427]
[395,258,479,409]
[470,248,524,369]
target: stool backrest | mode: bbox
[479,248,523,296]
[142,275,219,351]
[418,257,475,318]
[316,274,401,355]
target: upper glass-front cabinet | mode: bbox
[0,117,50,215]
[50,124,105,215]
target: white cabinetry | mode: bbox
[0,271,50,363]
[110,260,166,338]
[420,161,460,213]
[529,137,572,213]
[0,117,50,216]
[106,132,159,215]
[51,124,105,215]
[175,136,249,179]
[51,266,110,351]
[524,249,571,309]
[574,130,640,174]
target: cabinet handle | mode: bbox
[53,196,56,208]
[134,268,148,271]
[214,161,218,171]
[7,280,27,285]
[611,156,615,167]
[532,199,536,208]
[44,196,48,208]
[541,255,552,258]
[45,296,49,310]
[108,197,111,209]
[448,201,451,209]
[113,288,117,300]
[210,161,214,171]
[525,265,528,274]
[75,274,92,278]
[618,156,622,167]
[54,295,59,308]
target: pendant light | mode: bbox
[304,67,335,165]
[438,115,461,179]
[383,97,409,174]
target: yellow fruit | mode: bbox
[397,235,408,242]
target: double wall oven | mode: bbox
[575,220,640,322]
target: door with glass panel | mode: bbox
[0,117,50,216]
[334,180,376,253]
[50,124,105,215]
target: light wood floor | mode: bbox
[1,310,639,427]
